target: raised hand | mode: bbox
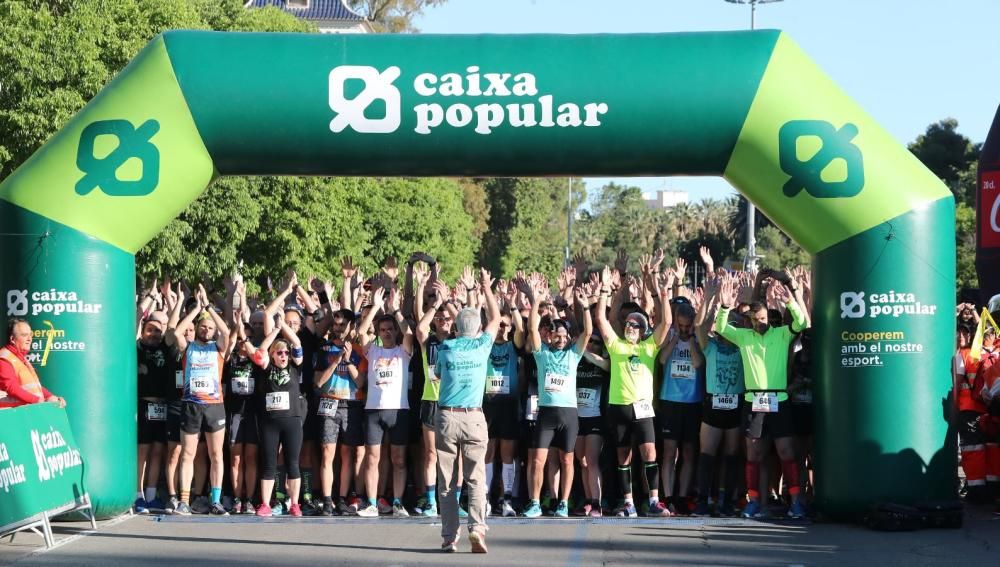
[698,245,714,271]
[413,262,429,287]
[460,265,476,291]
[341,256,357,280]
[572,252,589,278]
[382,256,399,281]
[674,258,687,284]
[387,286,401,311]
[479,267,495,290]
[615,250,629,275]
[773,281,794,304]
[650,248,665,272]
[371,287,386,310]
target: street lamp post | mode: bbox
[724,0,783,272]
[566,177,573,268]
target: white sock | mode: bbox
[512,458,522,496]
[144,487,157,503]
[649,496,659,506]
[502,463,516,496]
[485,463,494,498]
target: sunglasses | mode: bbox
[274,350,290,356]
[624,322,642,329]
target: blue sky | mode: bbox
[414,0,1000,204]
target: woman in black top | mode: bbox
[244,316,306,517]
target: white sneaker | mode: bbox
[501,499,517,517]
[356,503,379,518]
[392,502,410,517]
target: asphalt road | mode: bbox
[3,508,996,566]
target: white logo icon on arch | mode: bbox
[328,65,402,134]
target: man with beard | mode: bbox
[594,251,674,518]
[172,285,231,516]
[714,274,808,519]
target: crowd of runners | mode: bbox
[131,246,825,526]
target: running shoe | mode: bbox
[742,499,763,519]
[147,498,165,512]
[321,500,336,516]
[647,500,672,517]
[289,503,303,517]
[133,498,149,515]
[554,501,569,518]
[210,502,229,516]
[191,496,211,514]
[377,497,393,515]
[221,495,234,511]
[787,498,807,519]
[458,505,469,518]
[166,496,181,515]
[421,502,438,517]
[468,530,488,554]
[347,495,361,515]
[271,500,285,516]
[356,503,380,518]
[522,501,543,518]
[174,502,193,516]
[614,502,638,518]
[441,539,458,553]
[392,501,410,517]
[573,501,592,517]
[692,499,711,517]
[243,500,256,515]
[501,499,517,517]
[589,504,603,518]
[413,496,429,515]
[231,498,243,515]
[336,497,351,516]
[300,499,317,517]
[486,500,492,517]
[255,502,273,517]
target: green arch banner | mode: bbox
[0,30,955,519]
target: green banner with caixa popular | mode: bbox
[0,403,89,530]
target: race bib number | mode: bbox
[146,402,167,421]
[751,392,779,413]
[191,378,213,395]
[544,372,569,393]
[577,388,600,418]
[525,395,539,422]
[486,375,510,395]
[175,370,184,389]
[317,398,338,417]
[376,369,394,389]
[266,391,290,412]
[231,375,254,396]
[633,400,655,420]
[711,394,738,411]
[670,359,695,380]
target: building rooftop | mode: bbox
[245,0,366,21]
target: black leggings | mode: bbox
[259,416,304,481]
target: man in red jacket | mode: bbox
[0,318,66,409]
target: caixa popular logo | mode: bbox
[6,289,103,317]
[780,120,864,199]
[839,290,937,319]
[328,65,609,136]
[76,119,160,197]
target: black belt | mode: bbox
[439,406,482,413]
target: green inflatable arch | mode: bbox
[0,30,955,520]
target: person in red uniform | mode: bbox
[0,318,66,409]
[955,323,989,503]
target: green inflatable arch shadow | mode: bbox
[0,30,955,519]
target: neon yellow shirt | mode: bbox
[715,302,807,402]
[605,335,658,405]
